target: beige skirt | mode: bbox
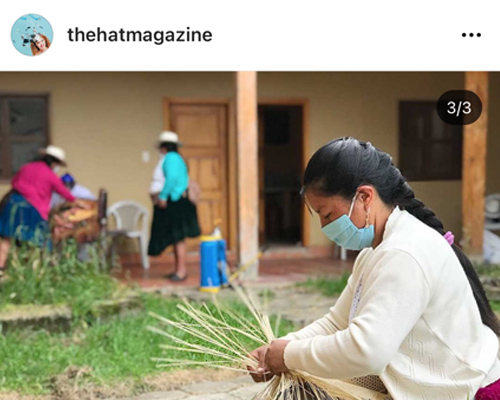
[347,375,392,400]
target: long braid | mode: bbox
[392,180,446,234]
[393,177,500,335]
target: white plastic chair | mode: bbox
[107,201,150,269]
[485,194,500,230]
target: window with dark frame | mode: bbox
[0,95,49,180]
[399,101,463,181]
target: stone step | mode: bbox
[0,293,142,334]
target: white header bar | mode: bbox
[1,0,499,71]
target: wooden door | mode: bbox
[166,102,229,249]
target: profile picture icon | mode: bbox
[11,14,53,56]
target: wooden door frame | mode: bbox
[163,98,237,252]
[258,98,311,248]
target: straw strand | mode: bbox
[149,288,388,400]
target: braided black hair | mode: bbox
[303,137,500,336]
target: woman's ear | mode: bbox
[357,185,375,209]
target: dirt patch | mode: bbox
[0,393,51,400]
[10,366,244,400]
[143,368,242,391]
[49,366,97,400]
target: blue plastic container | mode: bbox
[200,236,229,292]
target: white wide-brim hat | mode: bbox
[39,145,67,166]
[158,131,181,145]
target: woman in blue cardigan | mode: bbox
[148,132,200,281]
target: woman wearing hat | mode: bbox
[31,33,51,56]
[0,146,84,277]
[148,131,201,281]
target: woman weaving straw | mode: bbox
[248,138,500,399]
[0,146,88,277]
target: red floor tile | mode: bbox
[116,253,354,290]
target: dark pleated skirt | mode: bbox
[0,192,50,247]
[148,196,201,256]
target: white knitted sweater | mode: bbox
[283,207,500,399]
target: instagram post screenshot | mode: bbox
[1,1,500,399]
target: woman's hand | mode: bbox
[158,199,167,209]
[53,214,74,230]
[264,340,290,375]
[247,345,275,383]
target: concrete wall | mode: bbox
[0,72,498,248]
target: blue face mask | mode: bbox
[321,194,374,250]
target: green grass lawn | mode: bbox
[0,293,294,395]
[298,273,350,297]
[0,294,166,394]
[0,242,298,395]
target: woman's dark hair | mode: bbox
[160,142,178,153]
[303,137,500,336]
[39,154,61,166]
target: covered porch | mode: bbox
[204,71,493,279]
[118,71,493,289]
[0,71,497,285]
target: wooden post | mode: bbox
[462,72,488,259]
[235,72,259,279]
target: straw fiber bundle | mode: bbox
[149,287,389,400]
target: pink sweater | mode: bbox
[12,161,75,220]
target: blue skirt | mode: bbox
[0,193,50,247]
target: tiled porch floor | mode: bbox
[116,253,354,290]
